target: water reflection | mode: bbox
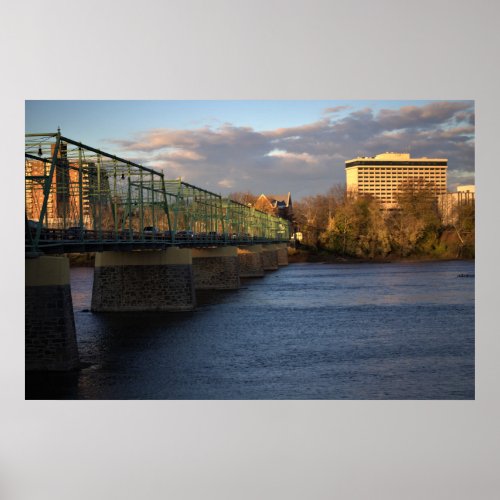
[26,260,474,400]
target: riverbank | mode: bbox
[287,247,475,264]
[66,248,474,267]
[290,226,474,264]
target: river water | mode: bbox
[26,260,475,399]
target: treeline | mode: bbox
[293,184,475,259]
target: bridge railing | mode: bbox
[25,132,291,254]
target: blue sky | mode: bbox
[26,100,438,139]
[25,100,474,198]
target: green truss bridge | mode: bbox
[25,131,292,371]
[25,131,290,255]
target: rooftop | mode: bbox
[345,152,448,166]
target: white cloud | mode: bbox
[266,149,318,164]
[218,178,234,189]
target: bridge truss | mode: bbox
[25,131,290,254]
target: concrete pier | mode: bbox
[25,256,80,371]
[91,248,195,312]
[237,245,265,278]
[192,247,240,290]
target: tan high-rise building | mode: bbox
[345,152,447,209]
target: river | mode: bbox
[26,260,475,399]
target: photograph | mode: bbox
[25,99,475,400]
[4,1,499,499]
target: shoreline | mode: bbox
[287,248,474,265]
[64,249,475,267]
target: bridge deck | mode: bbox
[26,230,285,255]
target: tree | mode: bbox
[289,180,471,260]
[357,197,391,258]
[321,197,359,255]
[387,179,441,257]
[319,194,389,258]
[293,186,343,247]
[452,202,475,258]
[229,191,258,206]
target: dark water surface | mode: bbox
[26,260,475,399]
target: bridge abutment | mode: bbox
[91,248,195,312]
[237,245,265,278]
[192,247,240,290]
[25,256,80,371]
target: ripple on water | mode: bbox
[25,260,474,400]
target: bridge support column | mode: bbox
[25,256,80,371]
[91,248,195,312]
[237,245,265,278]
[261,244,279,271]
[192,247,240,290]
[276,243,289,266]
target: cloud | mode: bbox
[267,149,319,164]
[218,179,234,189]
[324,105,350,114]
[377,101,472,130]
[105,101,474,199]
[155,149,205,161]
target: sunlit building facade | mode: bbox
[438,185,475,225]
[25,143,95,227]
[345,152,448,209]
[254,193,293,221]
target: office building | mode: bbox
[345,152,447,209]
[438,185,475,225]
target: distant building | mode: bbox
[25,143,98,227]
[457,185,475,194]
[438,185,475,225]
[345,152,448,209]
[254,192,293,221]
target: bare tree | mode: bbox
[452,203,475,258]
[387,179,441,257]
[229,191,258,206]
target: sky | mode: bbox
[25,100,475,199]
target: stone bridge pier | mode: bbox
[192,247,240,290]
[275,243,289,266]
[25,243,289,371]
[261,244,279,271]
[237,245,265,278]
[91,248,195,312]
[25,256,80,371]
